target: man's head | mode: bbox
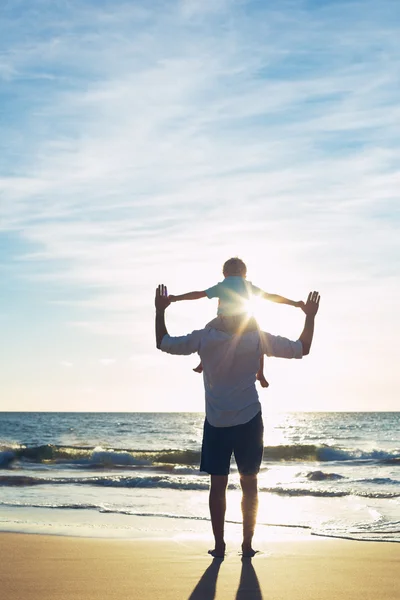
[222,257,247,278]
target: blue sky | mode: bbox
[1,0,399,412]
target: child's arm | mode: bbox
[261,292,304,309]
[168,291,207,302]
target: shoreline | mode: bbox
[0,506,312,542]
[1,531,399,600]
[1,504,399,544]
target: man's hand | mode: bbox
[301,291,320,316]
[155,284,171,313]
[155,284,170,348]
[298,292,320,355]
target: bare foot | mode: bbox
[241,544,258,558]
[256,373,269,388]
[193,363,203,373]
[208,543,225,558]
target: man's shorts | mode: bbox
[200,411,264,476]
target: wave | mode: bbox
[0,500,312,531]
[355,477,400,486]
[0,474,210,491]
[0,445,200,469]
[0,451,16,468]
[0,500,101,511]
[301,471,399,485]
[1,500,398,543]
[303,470,345,481]
[258,486,399,498]
[1,474,399,498]
[0,500,311,532]
[1,443,399,469]
[312,531,400,543]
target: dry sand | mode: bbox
[0,532,399,600]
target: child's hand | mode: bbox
[296,300,305,309]
[168,294,176,302]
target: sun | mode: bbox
[243,294,264,319]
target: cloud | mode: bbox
[1,0,400,409]
[98,358,117,366]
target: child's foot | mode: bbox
[193,363,203,373]
[257,373,269,388]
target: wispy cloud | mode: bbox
[1,0,400,409]
[98,358,116,366]
[59,360,73,368]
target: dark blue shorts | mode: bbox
[200,411,264,476]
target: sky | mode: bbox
[1,0,399,412]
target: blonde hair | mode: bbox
[222,257,247,277]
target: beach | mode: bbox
[1,530,399,600]
[1,412,399,598]
[1,412,399,543]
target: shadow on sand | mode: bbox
[188,556,263,600]
[236,557,263,600]
[188,557,223,600]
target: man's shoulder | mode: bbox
[259,331,303,359]
[163,328,207,342]
[160,328,208,355]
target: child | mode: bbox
[168,257,304,388]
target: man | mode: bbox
[155,283,320,557]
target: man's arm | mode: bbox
[298,291,320,355]
[261,291,304,309]
[155,284,171,349]
[260,291,320,359]
[155,284,203,354]
[169,291,207,302]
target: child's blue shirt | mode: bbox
[205,276,262,316]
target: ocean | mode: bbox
[0,412,399,543]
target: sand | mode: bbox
[0,532,399,600]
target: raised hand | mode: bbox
[155,284,171,312]
[301,291,320,316]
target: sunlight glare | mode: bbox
[244,294,265,320]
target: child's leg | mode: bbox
[256,355,269,388]
[193,361,203,373]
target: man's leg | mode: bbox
[240,474,259,557]
[209,475,228,557]
[233,412,263,556]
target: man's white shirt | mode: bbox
[160,328,303,428]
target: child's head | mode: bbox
[223,257,247,278]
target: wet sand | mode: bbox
[1,532,399,600]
